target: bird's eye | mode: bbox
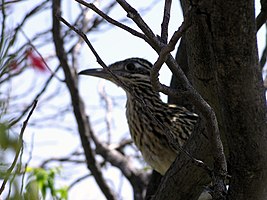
[125,63,136,71]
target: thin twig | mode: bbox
[20,132,35,195]
[40,149,84,168]
[0,100,38,195]
[116,0,160,49]
[97,82,113,144]
[74,0,148,41]
[161,0,172,43]
[151,6,194,92]
[68,174,92,190]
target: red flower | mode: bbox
[26,48,47,72]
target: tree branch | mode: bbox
[150,6,194,91]
[89,125,148,200]
[68,174,92,191]
[74,0,148,41]
[256,0,267,31]
[52,1,116,199]
[161,0,172,43]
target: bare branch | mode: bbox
[0,0,28,7]
[74,0,147,41]
[97,82,113,144]
[116,0,155,38]
[52,1,116,199]
[161,0,172,43]
[20,132,35,195]
[89,125,148,200]
[150,6,194,95]
[56,14,124,87]
[68,174,92,191]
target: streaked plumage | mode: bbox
[79,58,198,175]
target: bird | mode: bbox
[79,58,198,175]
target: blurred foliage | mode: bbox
[0,1,66,199]
[25,167,68,200]
[0,123,18,150]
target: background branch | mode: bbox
[52,1,116,199]
[161,0,172,43]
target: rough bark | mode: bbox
[210,1,267,199]
[179,0,229,155]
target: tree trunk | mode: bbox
[176,0,267,199]
[210,1,267,199]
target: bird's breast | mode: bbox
[125,101,177,175]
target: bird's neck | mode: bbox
[125,84,163,109]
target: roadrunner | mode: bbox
[79,58,198,175]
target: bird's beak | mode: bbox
[78,68,112,80]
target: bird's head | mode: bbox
[78,58,153,90]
